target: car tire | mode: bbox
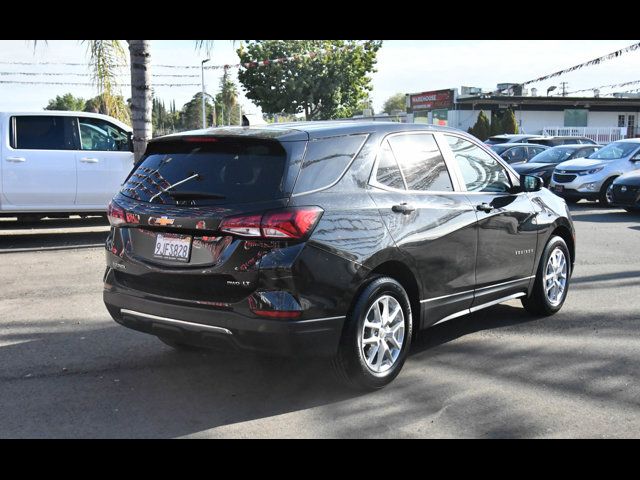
[521,236,571,316]
[331,276,413,390]
[599,177,618,207]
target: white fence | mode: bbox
[542,127,627,144]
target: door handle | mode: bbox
[80,157,99,163]
[476,203,494,212]
[392,203,416,215]
[6,157,26,162]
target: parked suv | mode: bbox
[485,134,550,145]
[528,136,598,147]
[489,142,548,165]
[0,111,134,221]
[549,139,640,205]
[103,122,575,389]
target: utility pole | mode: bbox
[201,58,210,128]
[561,82,569,97]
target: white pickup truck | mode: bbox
[0,111,134,221]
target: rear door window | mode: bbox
[11,116,77,150]
[292,134,367,194]
[374,140,405,189]
[388,133,453,191]
[121,138,291,205]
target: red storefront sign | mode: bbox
[409,89,454,110]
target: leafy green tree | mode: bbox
[45,93,86,111]
[84,93,131,125]
[382,93,406,115]
[353,97,374,116]
[237,40,382,120]
[490,111,502,136]
[216,70,240,126]
[180,92,214,131]
[470,111,491,141]
[502,109,519,134]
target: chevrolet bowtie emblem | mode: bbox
[149,216,175,226]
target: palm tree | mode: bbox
[36,40,221,162]
[84,40,151,162]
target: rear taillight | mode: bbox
[219,214,262,237]
[219,207,323,240]
[107,200,126,226]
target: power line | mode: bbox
[0,71,200,78]
[0,80,200,87]
[566,79,640,95]
[495,42,640,94]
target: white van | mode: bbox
[0,111,134,220]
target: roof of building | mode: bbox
[456,95,640,109]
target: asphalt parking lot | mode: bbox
[0,205,639,438]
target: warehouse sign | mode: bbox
[409,89,455,110]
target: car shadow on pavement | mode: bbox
[410,303,537,354]
[0,320,360,438]
[2,302,640,438]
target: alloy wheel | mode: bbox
[360,295,405,373]
[545,247,568,306]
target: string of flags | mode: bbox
[0,80,199,87]
[496,42,640,94]
[567,79,640,95]
[0,42,366,71]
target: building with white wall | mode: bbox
[406,88,640,142]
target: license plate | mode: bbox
[554,185,564,193]
[153,233,192,262]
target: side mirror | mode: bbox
[522,174,543,192]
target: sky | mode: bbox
[0,40,639,116]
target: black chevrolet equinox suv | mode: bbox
[104,121,575,389]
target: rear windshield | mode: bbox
[530,147,576,164]
[485,137,509,145]
[120,138,290,205]
[489,144,510,153]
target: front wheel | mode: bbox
[332,276,413,390]
[599,177,618,207]
[522,236,571,316]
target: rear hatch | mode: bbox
[108,134,313,304]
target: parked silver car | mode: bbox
[549,139,640,206]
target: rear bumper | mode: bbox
[103,287,345,357]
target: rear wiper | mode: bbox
[150,173,200,201]
[167,191,227,200]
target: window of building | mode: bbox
[564,109,588,127]
[618,115,626,127]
